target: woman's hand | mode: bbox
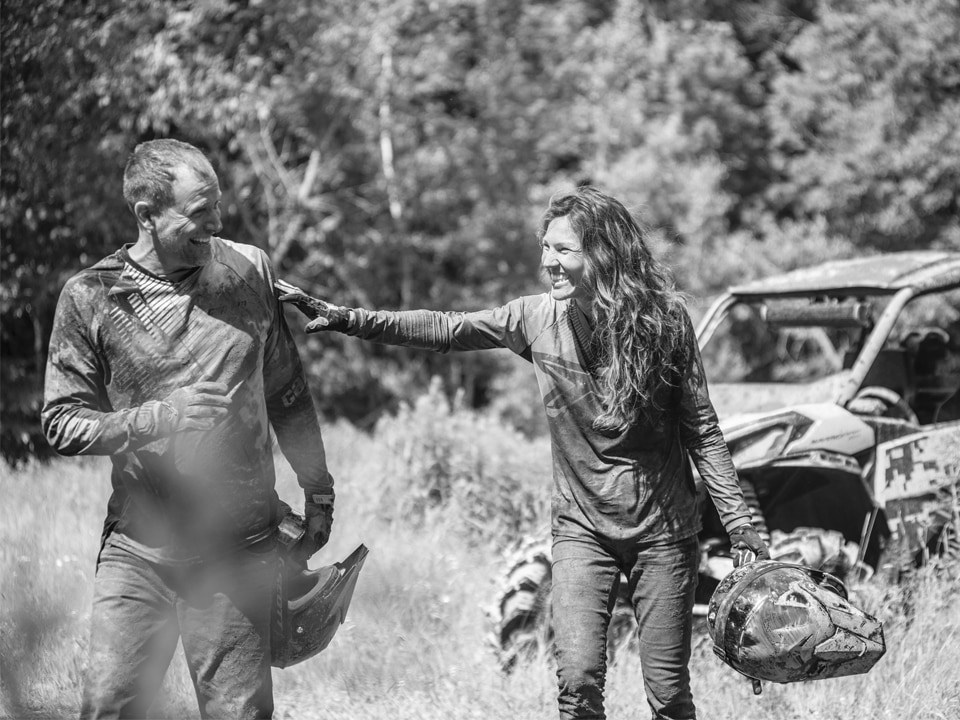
[729,523,771,567]
[275,280,353,333]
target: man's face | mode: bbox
[151,163,222,272]
[541,216,588,302]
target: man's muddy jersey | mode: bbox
[42,238,327,563]
[349,294,751,542]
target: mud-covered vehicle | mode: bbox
[491,251,960,671]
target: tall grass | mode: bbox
[2,393,958,719]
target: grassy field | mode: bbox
[2,400,959,720]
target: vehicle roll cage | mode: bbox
[697,283,959,409]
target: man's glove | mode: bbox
[134,382,232,439]
[300,484,335,562]
[729,523,771,568]
[275,280,353,333]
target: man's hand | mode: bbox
[304,498,334,554]
[292,486,335,565]
[135,382,232,439]
[161,382,232,430]
[729,523,771,568]
[275,280,352,333]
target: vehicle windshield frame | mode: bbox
[697,292,896,380]
[698,280,960,411]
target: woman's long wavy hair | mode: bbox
[537,186,690,431]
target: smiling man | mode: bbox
[42,139,334,719]
[127,154,222,274]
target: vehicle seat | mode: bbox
[904,328,960,424]
[860,349,913,401]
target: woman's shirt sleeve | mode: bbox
[675,310,753,534]
[347,296,535,359]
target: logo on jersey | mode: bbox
[533,352,594,418]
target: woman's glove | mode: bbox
[275,280,353,333]
[729,523,771,567]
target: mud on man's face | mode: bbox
[151,163,223,273]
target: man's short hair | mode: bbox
[122,139,214,212]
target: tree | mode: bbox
[767,0,960,251]
[1,0,137,463]
[5,0,957,463]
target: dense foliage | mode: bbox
[370,378,551,546]
[3,0,959,463]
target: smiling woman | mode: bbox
[278,184,770,720]
[540,216,586,303]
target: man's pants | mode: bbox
[80,536,277,720]
[551,529,699,720]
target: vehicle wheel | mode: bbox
[488,536,554,672]
[767,526,865,580]
[488,536,637,672]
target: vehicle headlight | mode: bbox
[726,412,814,469]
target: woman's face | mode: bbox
[540,216,588,302]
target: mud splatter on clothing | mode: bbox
[348,293,751,543]
[43,238,327,563]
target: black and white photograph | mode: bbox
[2,2,958,719]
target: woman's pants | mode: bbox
[551,528,699,720]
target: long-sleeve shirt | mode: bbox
[42,238,329,563]
[348,293,751,543]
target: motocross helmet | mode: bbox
[271,544,369,668]
[707,560,885,684]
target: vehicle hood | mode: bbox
[717,401,876,459]
[708,374,849,422]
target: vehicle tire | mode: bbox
[488,536,554,672]
[488,535,638,672]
